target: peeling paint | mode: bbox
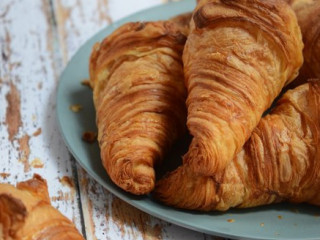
[87,199,98,240]
[111,197,163,239]
[18,134,31,172]
[0,0,83,235]
[55,0,72,62]
[5,83,22,142]
[40,0,59,83]
[51,189,73,202]
[97,0,112,24]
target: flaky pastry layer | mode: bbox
[154,81,320,211]
[0,175,84,240]
[89,21,187,194]
[182,0,304,175]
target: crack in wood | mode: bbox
[71,156,88,239]
[43,0,87,237]
[2,50,8,62]
[0,4,10,19]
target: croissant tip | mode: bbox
[32,173,47,182]
[107,162,156,195]
[116,177,155,195]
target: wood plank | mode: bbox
[77,168,222,240]
[0,0,83,234]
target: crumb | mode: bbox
[31,158,44,168]
[314,213,320,217]
[81,79,91,88]
[0,173,10,179]
[59,176,74,188]
[82,131,97,143]
[51,190,72,202]
[260,223,264,227]
[70,104,83,112]
[33,128,42,137]
[278,215,283,220]
[227,219,235,223]
[291,208,299,213]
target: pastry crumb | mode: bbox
[81,79,91,88]
[31,158,44,168]
[278,215,283,220]
[227,219,235,223]
[33,128,42,137]
[0,173,10,179]
[59,176,74,188]
[82,131,97,143]
[70,104,83,112]
[260,223,264,227]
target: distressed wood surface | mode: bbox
[0,0,228,239]
[0,0,83,233]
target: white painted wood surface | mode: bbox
[0,0,228,239]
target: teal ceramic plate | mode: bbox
[56,1,320,239]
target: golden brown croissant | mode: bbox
[89,21,187,195]
[182,0,304,175]
[169,12,192,36]
[154,81,320,211]
[286,0,320,87]
[0,174,84,239]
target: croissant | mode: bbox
[182,0,303,175]
[89,21,187,194]
[154,81,320,211]
[0,174,84,239]
[286,0,320,87]
[170,0,320,89]
[169,12,192,36]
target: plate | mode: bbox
[56,1,320,239]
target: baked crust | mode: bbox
[182,0,304,175]
[154,81,320,211]
[89,21,187,194]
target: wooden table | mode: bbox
[0,0,228,239]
